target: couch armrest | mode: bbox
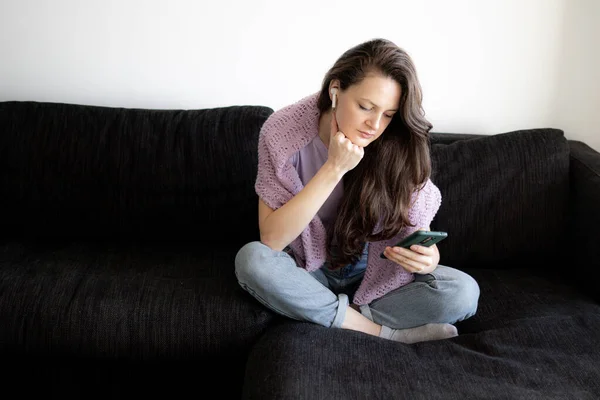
[567,140,600,301]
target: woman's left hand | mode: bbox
[383,242,440,275]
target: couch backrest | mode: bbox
[429,129,571,270]
[0,101,273,244]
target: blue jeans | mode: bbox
[234,241,480,329]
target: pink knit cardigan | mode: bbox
[255,92,442,305]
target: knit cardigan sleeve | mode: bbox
[254,93,328,270]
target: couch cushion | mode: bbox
[242,269,600,399]
[454,268,595,332]
[0,101,273,243]
[0,240,275,359]
[430,129,570,270]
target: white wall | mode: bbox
[552,0,600,152]
[0,0,597,150]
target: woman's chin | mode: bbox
[349,134,375,147]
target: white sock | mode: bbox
[379,323,458,344]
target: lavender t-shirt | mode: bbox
[289,135,344,233]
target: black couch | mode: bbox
[1,100,599,399]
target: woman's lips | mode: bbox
[359,130,375,139]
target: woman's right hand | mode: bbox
[326,111,364,174]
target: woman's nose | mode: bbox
[367,115,382,131]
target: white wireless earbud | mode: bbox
[331,88,338,109]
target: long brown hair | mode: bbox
[316,38,433,268]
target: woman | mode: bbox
[235,38,480,344]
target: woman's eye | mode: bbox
[359,105,371,111]
[385,114,394,119]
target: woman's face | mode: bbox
[332,72,401,146]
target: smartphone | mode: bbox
[380,230,448,259]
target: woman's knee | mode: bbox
[434,267,480,322]
[449,270,480,320]
[234,241,293,286]
[234,241,271,283]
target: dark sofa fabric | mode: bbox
[430,129,570,272]
[0,240,274,358]
[243,268,600,400]
[0,101,272,246]
[7,353,250,398]
[0,101,276,398]
[566,141,600,301]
